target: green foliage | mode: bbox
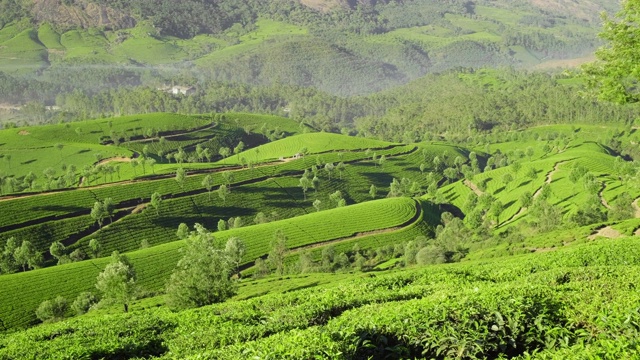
[165,224,236,310]
[95,251,137,313]
[583,0,640,103]
[34,296,68,323]
[72,292,98,315]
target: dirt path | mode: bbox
[463,179,483,196]
[588,226,622,240]
[502,161,568,225]
[131,203,148,214]
[598,183,612,210]
[96,156,133,166]
[533,161,567,198]
[126,123,216,144]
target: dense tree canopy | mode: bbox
[583,0,640,103]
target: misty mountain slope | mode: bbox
[0,0,619,96]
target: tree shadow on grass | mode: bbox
[360,172,394,187]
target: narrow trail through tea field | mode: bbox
[463,180,483,196]
[598,183,612,210]
[502,161,568,226]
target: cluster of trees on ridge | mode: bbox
[4,69,639,143]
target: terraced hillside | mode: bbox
[2,112,640,360]
[0,196,436,330]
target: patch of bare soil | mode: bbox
[131,203,148,214]
[96,156,132,166]
[588,226,622,240]
[598,184,612,210]
[463,179,483,196]
[18,130,30,135]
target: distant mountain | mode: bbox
[0,0,621,97]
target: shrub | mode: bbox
[72,292,99,315]
[35,296,68,322]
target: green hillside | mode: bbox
[0,0,619,99]
[2,236,640,359]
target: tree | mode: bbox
[526,147,535,161]
[70,249,86,262]
[217,184,230,204]
[219,147,231,159]
[337,162,346,179]
[72,292,98,315]
[150,192,162,215]
[222,171,234,191]
[165,225,236,310]
[312,175,320,194]
[89,239,101,258]
[369,184,377,199]
[233,141,245,156]
[583,0,640,103]
[35,296,68,323]
[147,158,156,174]
[103,198,115,223]
[490,200,504,227]
[0,237,19,274]
[225,237,246,277]
[268,229,288,276]
[217,219,227,232]
[95,251,137,313]
[176,223,190,239]
[502,173,514,190]
[130,159,138,177]
[91,201,106,228]
[324,163,335,180]
[608,192,635,221]
[14,240,42,271]
[49,241,66,260]
[520,191,533,208]
[202,174,214,201]
[329,190,344,208]
[313,199,322,212]
[299,175,311,200]
[378,155,386,167]
[175,167,186,190]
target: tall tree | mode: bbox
[165,224,236,309]
[150,192,162,215]
[175,167,186,190]
[268,229,288,276]
[202,174,214,201]
[217,184,230,204]
[14,240,42,271]
[95,251,137,313]
[299,175,311,200]
[225,237,246,277]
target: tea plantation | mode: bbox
[1,113,640,359]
